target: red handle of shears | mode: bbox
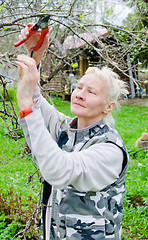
[33,27,49,51]
[14,25,49,51]
[14,25,37,48]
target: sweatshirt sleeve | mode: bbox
[32,84,67,140]
[19,92,68,151]
[19,108,123,192]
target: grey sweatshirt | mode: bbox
[19,94,123,192]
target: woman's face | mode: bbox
[71,73,109,127]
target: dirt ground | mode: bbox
[119,96,148,107]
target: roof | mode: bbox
[63,28,108,50]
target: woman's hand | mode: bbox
[18,23,49,66]
[15,55,39,111]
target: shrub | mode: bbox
[0,187,41,239]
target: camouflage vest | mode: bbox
[43,121,128,240]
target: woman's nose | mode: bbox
[76,89,85,100]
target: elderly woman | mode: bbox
[16,26,128,240]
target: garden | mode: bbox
[0,1,148,238]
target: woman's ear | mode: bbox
[103,102,115,114]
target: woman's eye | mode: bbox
[77,86,82,90]
[89,90,96,95]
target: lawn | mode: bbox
[0,97,148,239]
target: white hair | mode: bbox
[85,66,129,125]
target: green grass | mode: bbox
[114,104,148,239]
[0,98,148,239]
[113,104,147,146]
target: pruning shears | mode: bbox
[14,15,50,51]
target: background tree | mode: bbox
[0,0,147,238]
[122,0,148,67]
